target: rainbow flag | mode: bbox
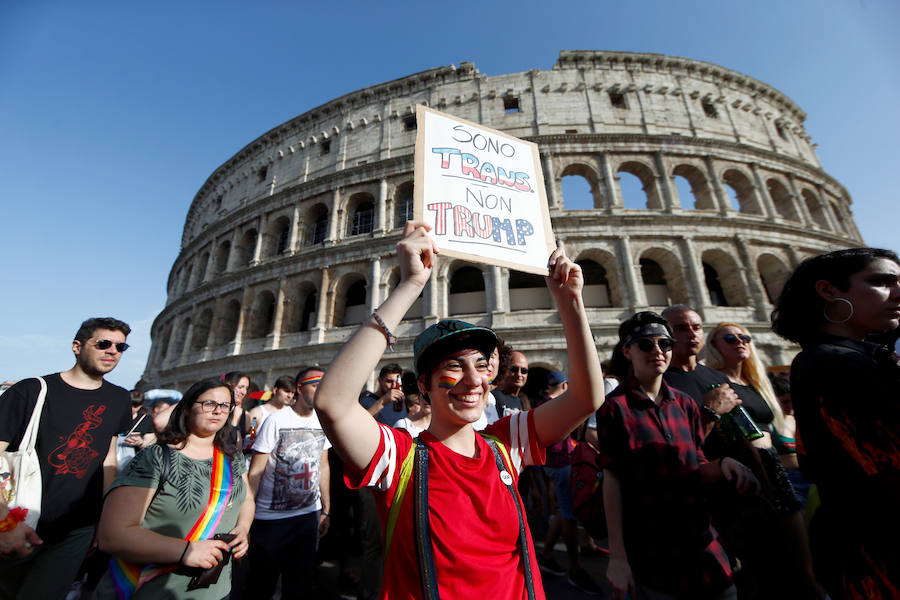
[110,447,233,599]
[437,376,457,389]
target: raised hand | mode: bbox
[397,221,440,290]
[544,244,584,301]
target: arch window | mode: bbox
[196,252,209,284]
[757,254,791,303]
[174,317,191,359]
[288,284,318,333]
[236,229,258,267]
[219,299,241,344]
[215,241,231,274]
[342,280,368,326]
[640,258,670,306]
[577,259,612,307]
[560,163,604,210]
[617,162,661,209]
[672,165,714,210]
[703,263,729,306]
[722,169,762,215]
[766,179,800,222]
[306,204,329,246]
[394,182,415,229]
[449,266,486,315]
[192,309,213,351]
[248,291,276,339]
[181,264,193,293]
[509,270,551,311]
[348,194,375,236]
[802,190,829,229]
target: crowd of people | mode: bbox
[0,222,898,600]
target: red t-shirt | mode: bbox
[344,411,546,600]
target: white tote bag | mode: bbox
[0,376,47,529]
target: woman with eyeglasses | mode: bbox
[772,248,900,600]
[598,311,757,600]
[94,378,255,599]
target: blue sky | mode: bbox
[1,0,898,389]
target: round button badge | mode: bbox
[500,471,513,485]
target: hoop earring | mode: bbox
[823,298,854,324]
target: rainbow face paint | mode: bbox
[437,375,458,390]
[300,375,322,386]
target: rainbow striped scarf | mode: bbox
[110,447,233,599]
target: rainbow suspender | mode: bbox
[110,447,232,599]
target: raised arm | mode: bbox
[315,222,438,471]
[532,247,604,446]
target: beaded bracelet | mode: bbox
[371,310,397,351]
[0,507,28,532]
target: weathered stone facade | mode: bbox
[142,51,862,390]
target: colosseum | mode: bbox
[142,50,863,392]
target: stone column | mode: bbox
[270,278,287,349]
[542,154,560,209]
[368,258,381,313]
[599,152,621,212]
[424,271,440,324]
[677,237,710,308]
[785,245,802,269]
[204,296,223,361]
[486,265,507,313]
[787,174,814,228]
[289,205,302,252]
[376,179,388,233]
[225,228,240,272]
[251,219,264,264]
[749,163,778,220]
[233,287,254,354]
[327,189,341,243]
[703,156,731,215]
[733,236,770,321]
[312,268,330,343]
[653,152,677,212]
[616,236,644,309]
[178,309,196,366]
[814,184,840,233]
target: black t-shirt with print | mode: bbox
[0,373,131,541]
[663,364,729,407]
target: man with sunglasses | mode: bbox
[661,305,741,435]
[499,350,530,410]
[0,317,132,599]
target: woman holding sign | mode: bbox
[314,221,605,599]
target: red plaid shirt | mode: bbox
[596,378,732,597]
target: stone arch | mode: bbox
[346,192,375,236]
[757,253,791,303]
[173,316,191,359]
[215,240,231,274]
[306,203,329,246]
[192,308,213,351]
[638,248,689,306]
[766,178,800,222]
[266,215,292,257]
[181,263,194,293]
[333,274,368,327]
[617,161,662,209]
[393,181,414,230]
[722,169,762,215]
[234,228,258,268]
[195,251,210,285]
[672,164,714,210]
[509,269,551,311]
[575,250,621,307]
[286,281,318,333]
[217,298,241,344]
[560,163,604,210]
[701,249,748,306]
[247,289,276,339]
[448,262,486,315]
[801,189,830,229]
[156,326,172,364]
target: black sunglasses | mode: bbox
[93,339,130,352]
[510,366,529,374]
[722,333,752,345]
[633,337,674,353]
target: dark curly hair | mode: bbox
[156,378,240,458]
[771,247,900,345]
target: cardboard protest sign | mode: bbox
[413,105,555,275]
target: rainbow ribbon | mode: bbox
[300,375,322,386]
[110,447,232,599]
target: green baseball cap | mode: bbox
[413,320,498,376]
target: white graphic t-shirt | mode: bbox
[251,409,331,520]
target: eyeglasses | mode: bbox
[510,367,529,374]
[92,340,130,352]
[197,400,234,413]
[722,333,752,345]
[632,337,675,353]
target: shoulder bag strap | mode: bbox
[149,444,171,506]
[486,438,537,600]
[19,377,48,453]
[384,441,416,559]
[414,438,440,600]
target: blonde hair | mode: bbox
[703,323,785,435]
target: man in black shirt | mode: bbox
[0,317,132,599]
[661,306,740,436]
